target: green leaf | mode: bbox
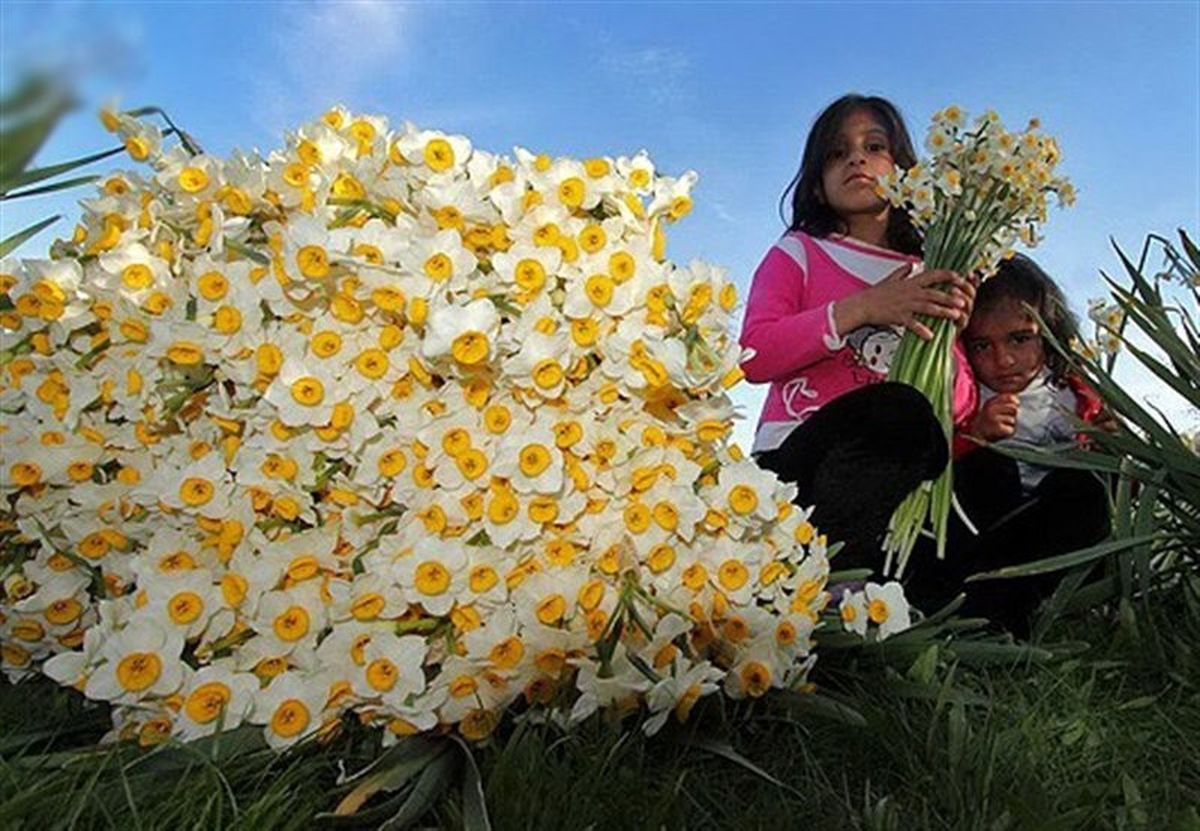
[2,173,100,201]
[377,749,458,830]
[779,688,868,726]
[328,738,448,816]
[451,736,491,831]
[0,97,72,185]
[907,644,940,685]
[967,534,1158,581]
[0,144,124,195]
[0,75,58,118]
[685,736,805,797]
[0,215,61,258]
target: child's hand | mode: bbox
[971,393,1019,441]
[833,264,972,341]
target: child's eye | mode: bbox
[867,141,889,153]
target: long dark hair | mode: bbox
[779,94,923,256]
[974,254,1081,383]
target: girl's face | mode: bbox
[964,299,1046,393]
[820,109,894,220]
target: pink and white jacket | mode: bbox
[739,230,978,454]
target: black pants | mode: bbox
[905,448,1112,634]
[755,383,948,572]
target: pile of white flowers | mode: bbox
[0,106,909,749]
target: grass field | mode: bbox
[3,587,1198,831]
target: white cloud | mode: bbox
[248,0,411,137]
[599,45,693,105]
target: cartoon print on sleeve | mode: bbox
[844,325,902,383]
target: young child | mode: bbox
[739,94,977,571]
[937,255,1112,632]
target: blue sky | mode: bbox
[3,1,1198,443]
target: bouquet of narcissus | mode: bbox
[0,105,912,749]
[876,106,1074,573]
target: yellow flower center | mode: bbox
[290,377,325,406]
[366,658,398,692]
[179,477,215,507]
[469,566,499,593]
[450,675,478,698]
[728,484,759,516]
[423,253,452,281]
[558,177,585,209]
[518,443,551,477]
[185,681,232,724]
[624,502,651,534]
[168,591,204,625]
[423,138,455,171]
[718,560,749,591]
[351,593,386,620]
[116,652,163,692]
[213,306,242,334]
[535,594,567,625]
[515,258,546,292]
[414,562,451,596]
[585,274,614,307]
[355,348,389,380]
[456,448,488,481]
[221,574,248,607]
[270,699,310,738]
[740,661,771,698]
[609,251,635,282]
[489,636,524,668]
[311,330,342,358]
[296,245,330,279]
[44,597,83,625]
[377,449,407,478]
[451,331,489,365]
[10,462,41,487]
[122,263,154,290]
[167,341,205,366]
[868,599,890,624]
[273,606,311,642]
[484,404,511,434]
[532,359,563,390]
[178,167,209,193]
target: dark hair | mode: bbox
[779,94,923,256]
[973,254,1081,382]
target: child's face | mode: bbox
[964,299,1046,393]
[820,109,894,219]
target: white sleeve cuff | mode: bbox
[823,301,847,350]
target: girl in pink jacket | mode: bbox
[739,94,978,572]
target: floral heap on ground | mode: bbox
[0,106,909,749]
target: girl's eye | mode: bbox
[868,142,889,153]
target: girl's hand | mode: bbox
[833,264,973,341]
[970,393,1019,441]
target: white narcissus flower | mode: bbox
[393,127,472,175]
[864,581,912,639]
[265,357,339,427]
[253,670,332,749]
[84,619,185,704]
[422,298,500,368]
[176,664,259,740]
[839,589,869,637]
[644,659,724,736]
